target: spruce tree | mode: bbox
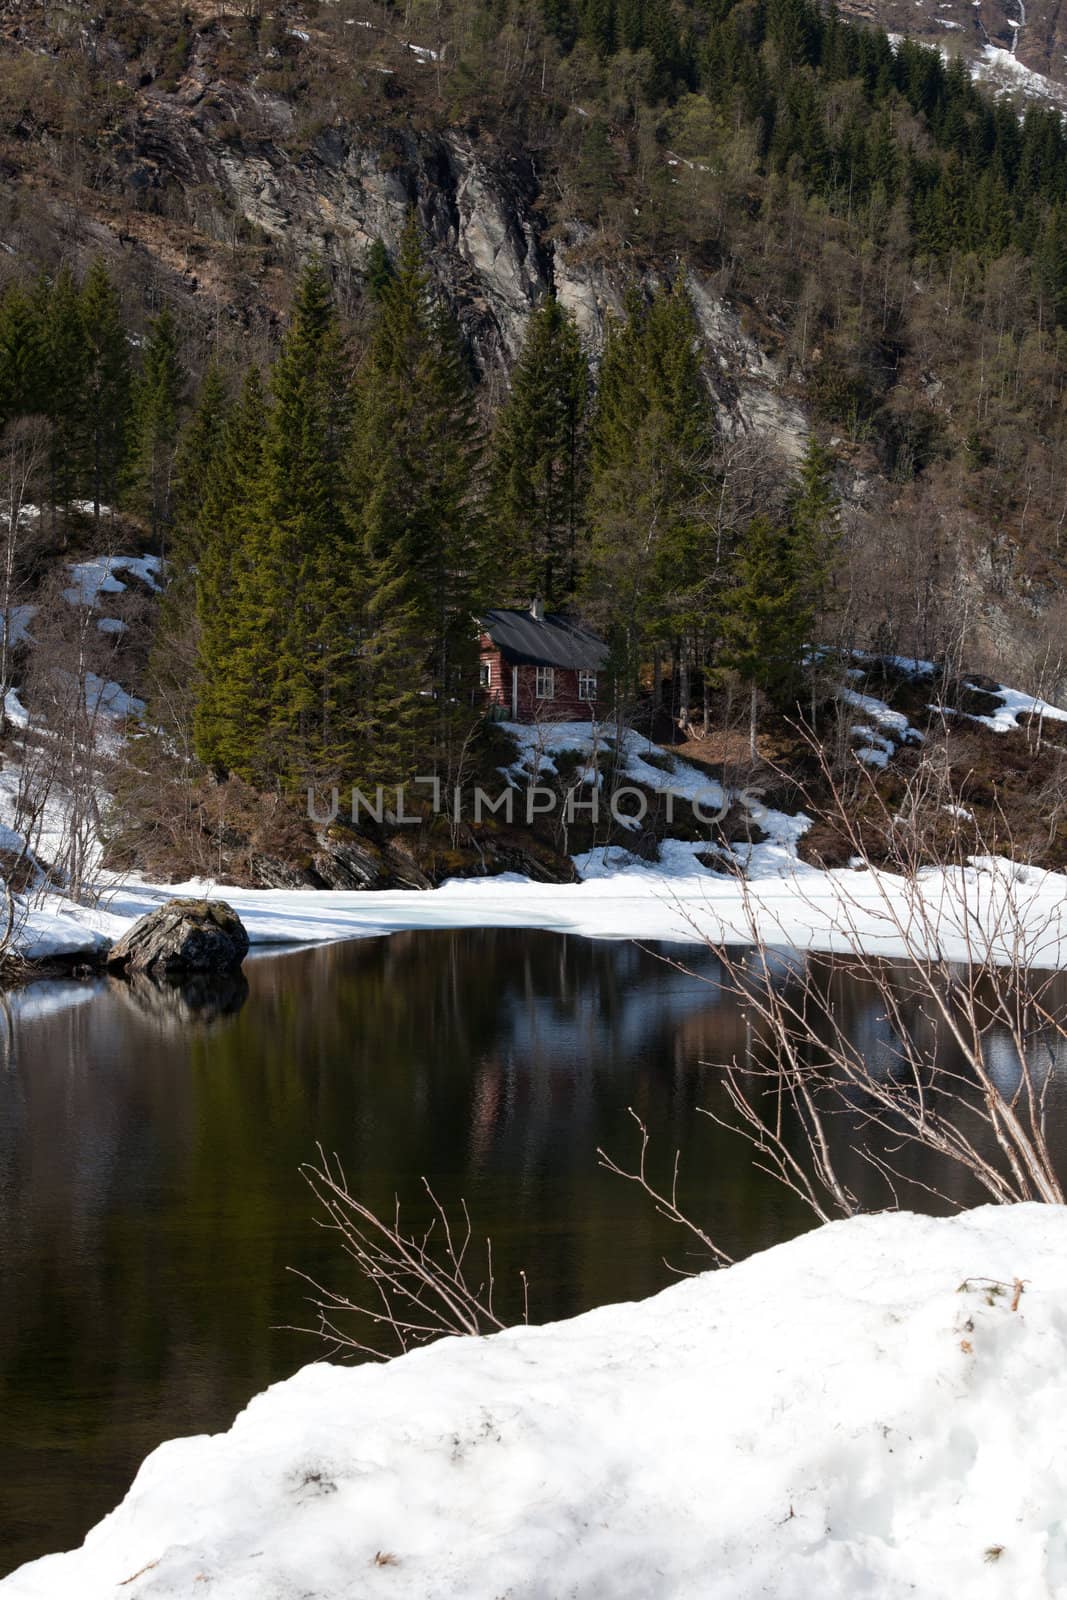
[788,435,841,721]
[583,275,717,709]
[1036,205,1067,327]
[365,238,396,303]
[129,306,186,553]
[487,293,588,608]
[38,268,89,525]
[79,262,130,522]
[789,435,840,583]
[349,217,482,785]
[251,262,354,782]
[193,365,271,775]
[0,285,47,422]
[154,362,232,735]
[720,516,811,759]
[172,361,230,570]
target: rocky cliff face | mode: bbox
[192,114,809,462]
[0,9,812,470]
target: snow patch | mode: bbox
[842,685,922,767]
[83,674,145,721]
[0,604,37,646]
[4,687,28,729]
[969,684,1067,733]
[64,555,162,609]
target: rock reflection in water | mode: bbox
[111,969,251,1027]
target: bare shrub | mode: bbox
[631,743,1067,1243]
[292,1147,529,1360]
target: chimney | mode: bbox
[530,597,545,623]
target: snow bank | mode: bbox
[841,687,916,740]
[6,1205,1067,1600]
[848,658,1067,746]
[499,720,805,849]
[842,685,923,768]
[851,651,936,677]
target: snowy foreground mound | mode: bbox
[8,1206,1067,1600]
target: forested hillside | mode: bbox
[2,0,1067,877]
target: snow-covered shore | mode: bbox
[19,846,1067,968]
[6,1204,1067,1599]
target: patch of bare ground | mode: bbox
[799,720,1067,871]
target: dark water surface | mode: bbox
[1,928,1061,1575]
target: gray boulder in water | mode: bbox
[106,898,250,977]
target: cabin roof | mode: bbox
[477,609,609,671]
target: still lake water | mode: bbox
[0,927,1057,1575]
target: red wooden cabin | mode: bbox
[476,603,609,723]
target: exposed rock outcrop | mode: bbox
[106,899,250,977]
[248,820,578,891]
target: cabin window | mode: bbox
[578,671,597,701]
[479,660,492,689]
[536,666,555,699]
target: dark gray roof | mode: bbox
[478,609,609,671]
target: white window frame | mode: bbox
[479,659,492,689]
[578,670,597,702]
[535,666,555,700]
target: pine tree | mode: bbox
[487,294,588,608]
[349,217,482,786]
[129,306,186,553]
